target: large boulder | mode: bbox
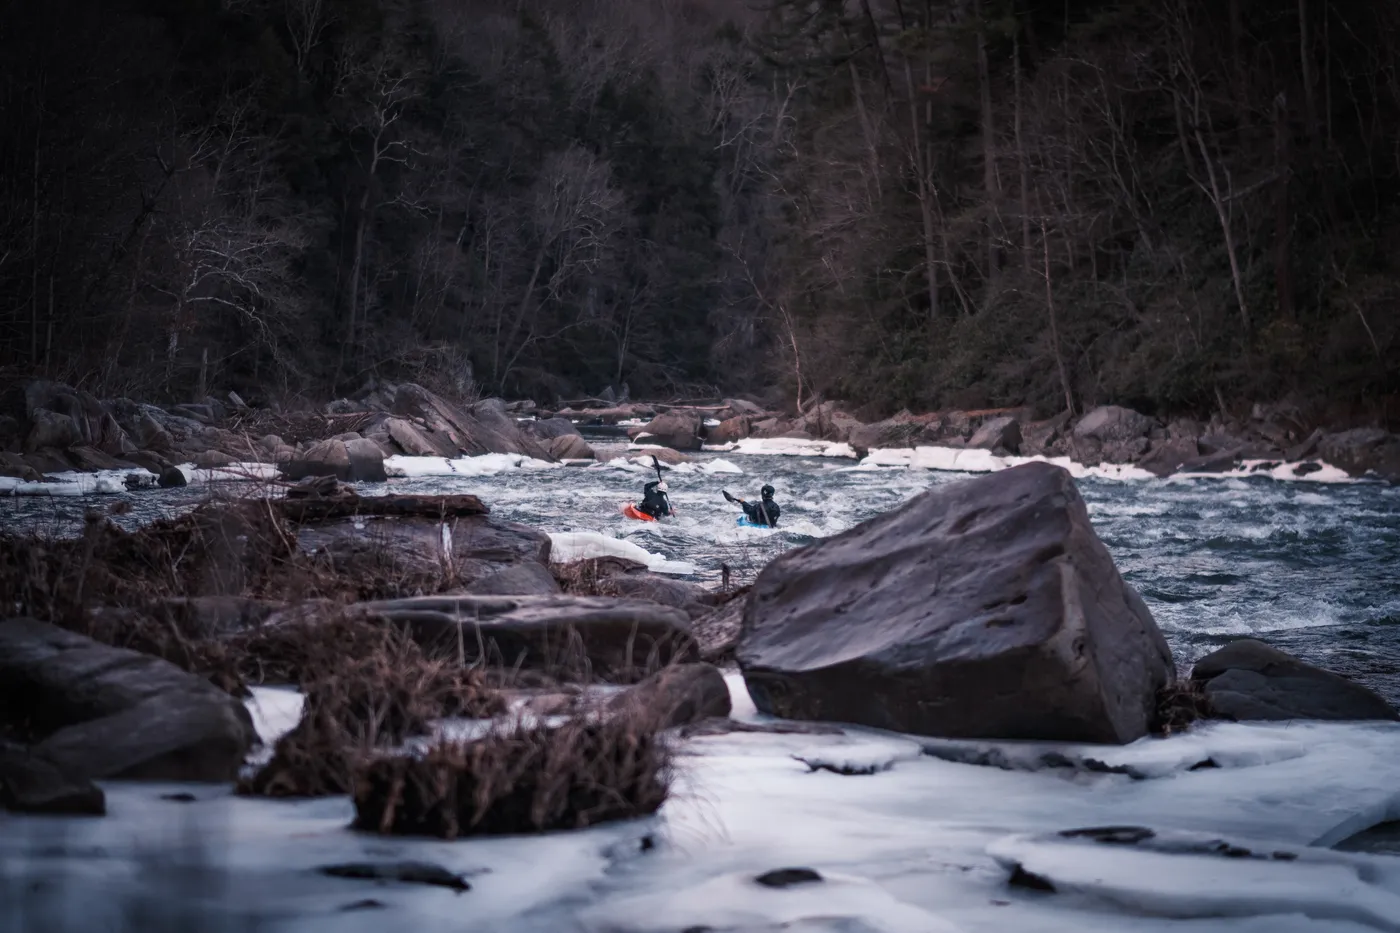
[24,409,80,451]
[968,415,1022,454]
[545,434,595,460]
[636,410,703,451]
[1318,428,1400,482]
[353,594,696,682]
[1070,405,1155,462]
[281,437,386,483]
[737,462,1174,743]
[1138,437,1202,477]
[524,417,582,441]
[706,415,751,446]
[389,384,552,460]
[1191,640,1400,722]
[606,663,732,729]
[0,617,258,781]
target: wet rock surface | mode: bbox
[738,462,1175,743]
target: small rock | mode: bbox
[754,868,823,888]
[158,466,188,488]
[319,861,471,892]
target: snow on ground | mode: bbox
[546,530,697,575]
[5,677,1400,933]
[0,468,158,496]
[177,461,282,484]
[704,437,860,458]
[849,445,1361,485]
[385,453,560,478]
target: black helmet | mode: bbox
[761,484,775,498]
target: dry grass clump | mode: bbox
[551,556,648,597]
[1153,677,1216,736]
[237,618,505,798]
[351,712,671,838]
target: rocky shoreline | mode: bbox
[3,462,1394,828]
[4,379,1397,490]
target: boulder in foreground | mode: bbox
[0,617,257,780]
[737,461,1174,744]
[1191,639,1400,722]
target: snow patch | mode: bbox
[178,461,281,484]
[547,530,697,575]
[793,738,924,775]
[579,868,965,933]
[0,468,158,496]
[853,445,1361,485]
[707,437,859,459]
[987,828,1400,931]
[385,453,560,478]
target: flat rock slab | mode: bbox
[353,595,695,682]
[737,461,1174,744]
[1191,639,1400,722]
[0,618,257,781]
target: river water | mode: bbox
[4,440,1398,700]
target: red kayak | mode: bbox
[620,503,656,522]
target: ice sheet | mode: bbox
[546,530,697,576]
[385,453,561,478]
[0,468,158,496]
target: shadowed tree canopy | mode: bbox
[0,0,1396,423]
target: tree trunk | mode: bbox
[1014,27,1032,271]
[903,60,939,322]
[1041,216,1075,416]
[1273,92,1294,323]
[976,3,1000,283]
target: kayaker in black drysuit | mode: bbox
[639,479,673,518]
[724,485,780,527]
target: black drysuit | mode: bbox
[741,496,780,527]
[639,481,672,518]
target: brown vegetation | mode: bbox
[351,713,671,838]
[238,618,503,798]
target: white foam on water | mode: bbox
[385,453,560,478]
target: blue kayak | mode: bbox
[736,516,772,528]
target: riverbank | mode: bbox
[4,380,1399,494]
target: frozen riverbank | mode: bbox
[4,675,1400,933]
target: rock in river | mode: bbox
[737,461,1174,744]
[352,594,695,682]
[0,617,257,781]
[1191,639,1400,722]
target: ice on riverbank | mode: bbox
[0,468,157,496]
[385,453,560,478]
[599,454,743,476]
[547,530,697,575]
[704,437,859,458]
[6,674,1400,933]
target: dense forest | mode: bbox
[1,0,1397,421]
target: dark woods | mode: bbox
[1,0,1397,420]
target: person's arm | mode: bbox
[644,480,658,494]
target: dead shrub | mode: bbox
[351,712,671,838]
[1153,677,1215,736]
[237,619,505,798]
